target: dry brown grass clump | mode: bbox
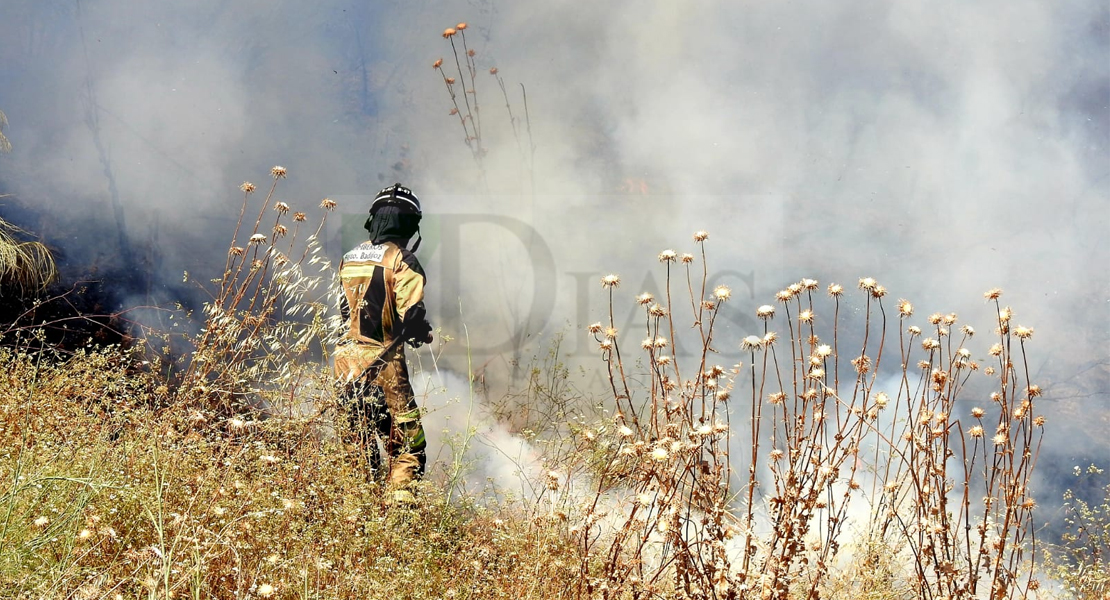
[0,345,579,599]
[0,216,56,293]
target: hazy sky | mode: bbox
[1,0,1107,500]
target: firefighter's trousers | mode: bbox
[335,343,426,488]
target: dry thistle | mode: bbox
[828,283,844,296]
[713,285,732,301]
[293,212,306,222]
[271,166,287,179]
[249,234,267,245]
[756,305,776,320]
[433,58,443,69]
[274,201,290,214]
[601,274,621,288]
[456,22,467,29]
[587,322,603,334]
[320,198,337,210]
[659,249,678,262]
[636,292,654,305]
[1014,325,1034,340]
[984,287,1003,300]
[443,28,456,38]
[693,230,709,242]
[898,299,914,316]
[489,67,498,75]
[858,277,877,291]
[680,253,694,263]
[240,181,256,193]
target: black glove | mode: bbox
[404,319,433,348]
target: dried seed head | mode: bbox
[756,305,776,320]
[741,335,763,350]
[775,290,792,303]
[921,338,940,351]
[587,322,603,334]
[443,28,456,38]
[943,313,958,326]
[858,277,877,291]
[445,77,456,85]
[320,198,337,210]
[271,166,287,179]
[601,274,621,288]
[617,425,634,438]
[929,313,943,325]
[680,253,694,263]
[658,249,677,262]
[249,234,267,245]
[908,325,922,336]
[988,343,1003,357]
[998,307,1012,323]
[274,202,290,215]
[599,339,613,351]
[874,392,889,408]
[293,212,307,222]
[649,303,667,317]
[769,392,786,405]
[1033,415,1046,427]
[763,331,778,346]
[871,285,887,299]
[1027,384,1041,397]
[898,299,913,316]
[971,407,985,419]
[1014,325,1034,340]
[604,326,618,338]
[713,285,732,301]
[801,278,819,291]
[433,58,443,69]
[984,288,1003,300]
[636,292,654,305]
[240,181,256,193]
[798,309,814,323]
[456,22,467,30]
[467,48,475,57]
[969,425,984,438]
[489,67,498,75]
[641,338,654,350]
[274,224,287,237]
[827,283,844,297]
[693,230,709,242]
[961,325,975,336]
[229,246,245,257]
[650,447,669,461]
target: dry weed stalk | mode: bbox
[568,232,1044,600]
[434,21,535,185]
[179,168,343,418]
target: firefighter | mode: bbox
[334,183,433,504]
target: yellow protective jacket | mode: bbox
[336,239,431,355]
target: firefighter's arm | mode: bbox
[394,252,433,344]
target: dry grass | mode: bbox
[0,346,577,599]
[0,171,1078,599]
[0,216,56,293]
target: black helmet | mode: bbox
[371,183,421,216]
